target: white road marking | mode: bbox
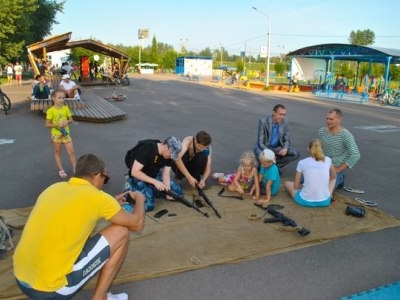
[355,125,400,133]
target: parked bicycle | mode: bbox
[375,88,399,106]
[0,84,11,115]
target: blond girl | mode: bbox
[45,90,76,179]
[213,151,260,200]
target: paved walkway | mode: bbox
[2,75,388,109]
[1,80,33,105]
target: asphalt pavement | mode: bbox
[1,74,400,300]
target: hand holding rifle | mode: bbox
[195,183,222,218]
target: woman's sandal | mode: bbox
[58,170,68,179]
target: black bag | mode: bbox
[125,139,160,169]
[346,205,365,218]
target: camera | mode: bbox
[124,192,136,205]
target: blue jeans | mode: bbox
[254,145,300,169]
[125,172,183,211]
[335,171,344,189]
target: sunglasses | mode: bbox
[101,173,110,184]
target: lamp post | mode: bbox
[252,6,271,88]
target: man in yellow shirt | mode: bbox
[13,154,145,300]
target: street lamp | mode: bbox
[252,6,271,88]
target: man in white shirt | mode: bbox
[59,74,81,100]
[61,62,74,75]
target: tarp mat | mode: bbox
[1,184,400,299]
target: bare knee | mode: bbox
[101,225,129,252]
[284,181,295,198]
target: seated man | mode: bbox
[318,108,360,189]
[254,104,300,172]
[13,154,146,300]
[172,131,212,189]
[31,78,51,100]
[59,74,81,100]
[125,137,184,211]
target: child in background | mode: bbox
[213,151,260,200]
[45,90,76,179]
[257,149,280,204]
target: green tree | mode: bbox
[0,0,64,65]
[348,29,375,46]
[274,61,285,77]
[150,36,159,64]
[160,49,178,70]
[199,47,213,57]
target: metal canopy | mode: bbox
[288,43,400,64]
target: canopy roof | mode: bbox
[288,43,400,64]
[27,32,129,59]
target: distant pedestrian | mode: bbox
[45,90,77,179]
[14,62,23,86]
[6,63,13,86]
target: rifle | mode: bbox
[165,189,209,218]
[195,183,221,218]
[264,208,310,236]
[217,187,243,200]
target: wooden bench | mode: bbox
[30,99,86,112]
[69,91,126,123]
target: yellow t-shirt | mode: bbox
[46,105,72,136]
[13,178,121,291]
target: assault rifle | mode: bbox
[217,187,243,200]
[165,189,209,218]
[195,183,221,218]
[264,208,310,236]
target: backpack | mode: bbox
[125,139,161,169]
[0,216,14,260]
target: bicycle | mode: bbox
[0,84,11,115]
[375,88,399,106]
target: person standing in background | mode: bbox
[14,62,23,86]
[6,63,14,86]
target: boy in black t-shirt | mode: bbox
[125,137,183,211]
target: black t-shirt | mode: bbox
[132,141,171,178]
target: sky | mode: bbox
[50,0,400,57]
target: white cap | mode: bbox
[260,149,276,163]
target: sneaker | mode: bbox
[212,172,224,179]
[107,292,128,300]
[74,94,81,100]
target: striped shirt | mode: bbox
[318,127,360,168]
